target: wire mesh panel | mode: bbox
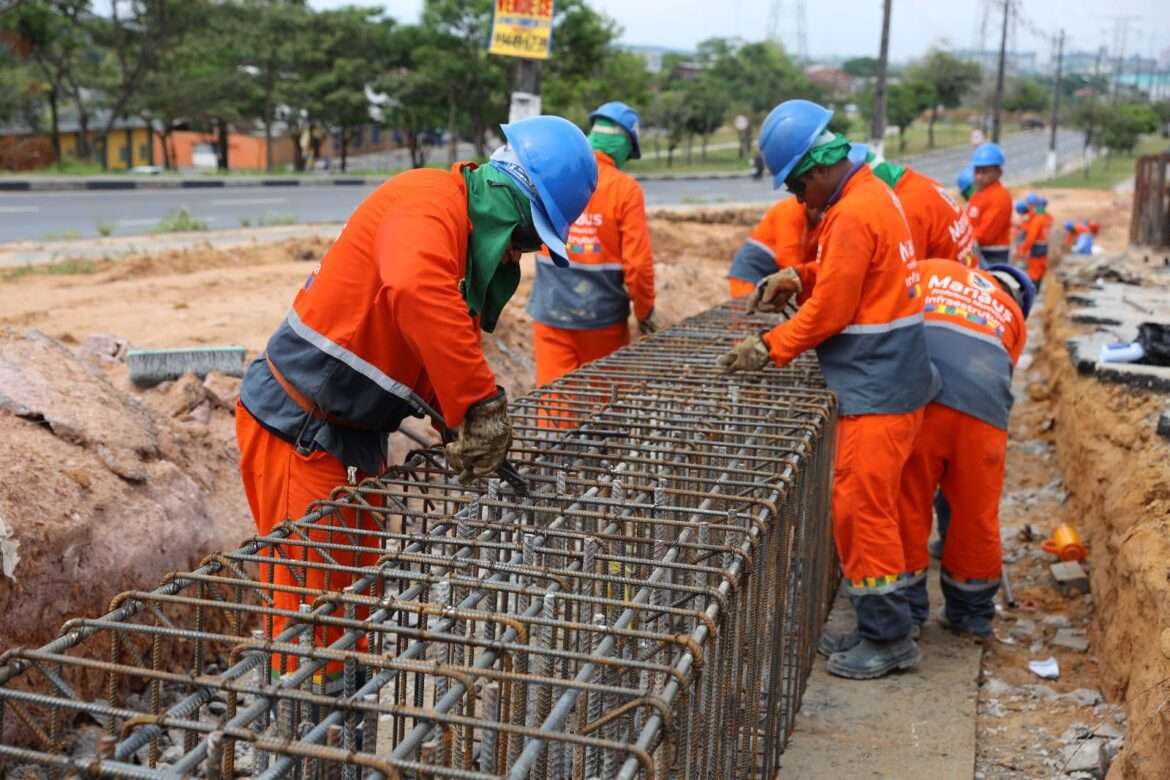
[0,300,838,779]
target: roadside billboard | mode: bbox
[489,0,554,60]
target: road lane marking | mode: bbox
[209,197,286,206]
[0,205,39,214]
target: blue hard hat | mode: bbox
[988,263,1036,319]
[1015,200,1028,214]
[847,142,870,165]
[1025,192,1044,207]
[759,99,834,189]
[956,165,974,195]
[495,116,598,267]
[589,101,642,160]
[972,142,1005,168]
[1064,220,1075,231]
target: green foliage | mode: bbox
[885,80,934,150]
[1100,103,1159,155]
[1002,77,1050,114]
[96,220,113,236]
[843,57,879,79]
[155,207,208,233]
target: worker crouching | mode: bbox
[235,116,598,684]
[528,101,656,390]
[898,260,1033,637]
[718,99,941,680]
[726,197,822,298]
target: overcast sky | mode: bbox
[310,0,1170,65]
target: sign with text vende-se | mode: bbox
[489,0,554,60]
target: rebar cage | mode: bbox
[0,300,838,780]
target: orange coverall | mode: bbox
[727,197,819,298]
[529,151,654,386]
[1017,211,1053,283]
[967,180,1013,265]
[765,165,940,642]
[898,258,1026,634]
[894,168,979,268]
[237,164,498,678]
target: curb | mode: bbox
[0,170,753,192]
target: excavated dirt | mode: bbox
[0,210,754,660]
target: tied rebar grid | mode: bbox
[0,300,838,780]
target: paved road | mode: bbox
[0,130,1083,244]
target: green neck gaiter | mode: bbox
[588,118,632,169]
[461,164,529,333]
[865,149,906,188]
[791,131,852,179]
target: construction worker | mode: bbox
[853,144,979,267]
[718,99,940,680]
[1017,193,1053,286]
[899,260,1033,637]
[957,166,975,202]
[967,143,1013,266]
[235,115,598,684]
[727,197,822,298]
[1013,198,1032,246]
[528,101,655,388]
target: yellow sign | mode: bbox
[489,0,554,60]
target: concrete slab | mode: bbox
[780,575,981,779]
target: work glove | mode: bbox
[638,310,658,336]
[445,387,512,483]
[747,268,802,314]
[716,332,771,374]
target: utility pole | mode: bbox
[1046,29,1064,178]
[870,0,893,157]
[991,0,1010,143]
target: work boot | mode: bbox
[818,624,921,657]
[825,636,922,680]
[937,608,992,641]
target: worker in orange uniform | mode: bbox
[1013,197,1032,246]
[528,102,655,387]
[899,260,1033,637]
[236,116,598,685]
[1016,193,1052,287]
[718,100,941,680]
[851,144,979,267]
[727,197,822,297]
[967,143,1013,266]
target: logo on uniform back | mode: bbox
[968,270,994,291]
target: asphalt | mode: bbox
[0,129,1083,244]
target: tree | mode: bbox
[907,50,980,148]
[1100,102,1158,160]
[647,88,688,167]
[868,78,933,152]
[843,56,879,79]
[1002,76,1049,114]
[683,74,729,161]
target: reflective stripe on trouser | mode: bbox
[728,277,758,299]
[898,402,1006,635]
[833,409,924,641]
[236,402,384,679]
[532,320,630,428]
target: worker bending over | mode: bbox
[854,145,979,267]
[718,99,940,680]
[528,101,655,386]
[1016,193,1052,287]
[236,116,597,684]
[967,143,1013,266]
[899,260,1033,637]
[727,198,822,298]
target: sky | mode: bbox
[311,0,1170,66]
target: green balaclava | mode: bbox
[587,117,633,169]
[460,163,533,333]
[790,131,852,180]
[864,149,906,188]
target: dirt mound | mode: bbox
[1037,270,1170,779]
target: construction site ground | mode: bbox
[1,189,1167,778]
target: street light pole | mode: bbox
[870,0,893,157]
[1046,29,1065,178]
[991,0,1010,143]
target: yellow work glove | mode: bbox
[716,333,771,374]
[747,267,802,314]
[445,388,512,483]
